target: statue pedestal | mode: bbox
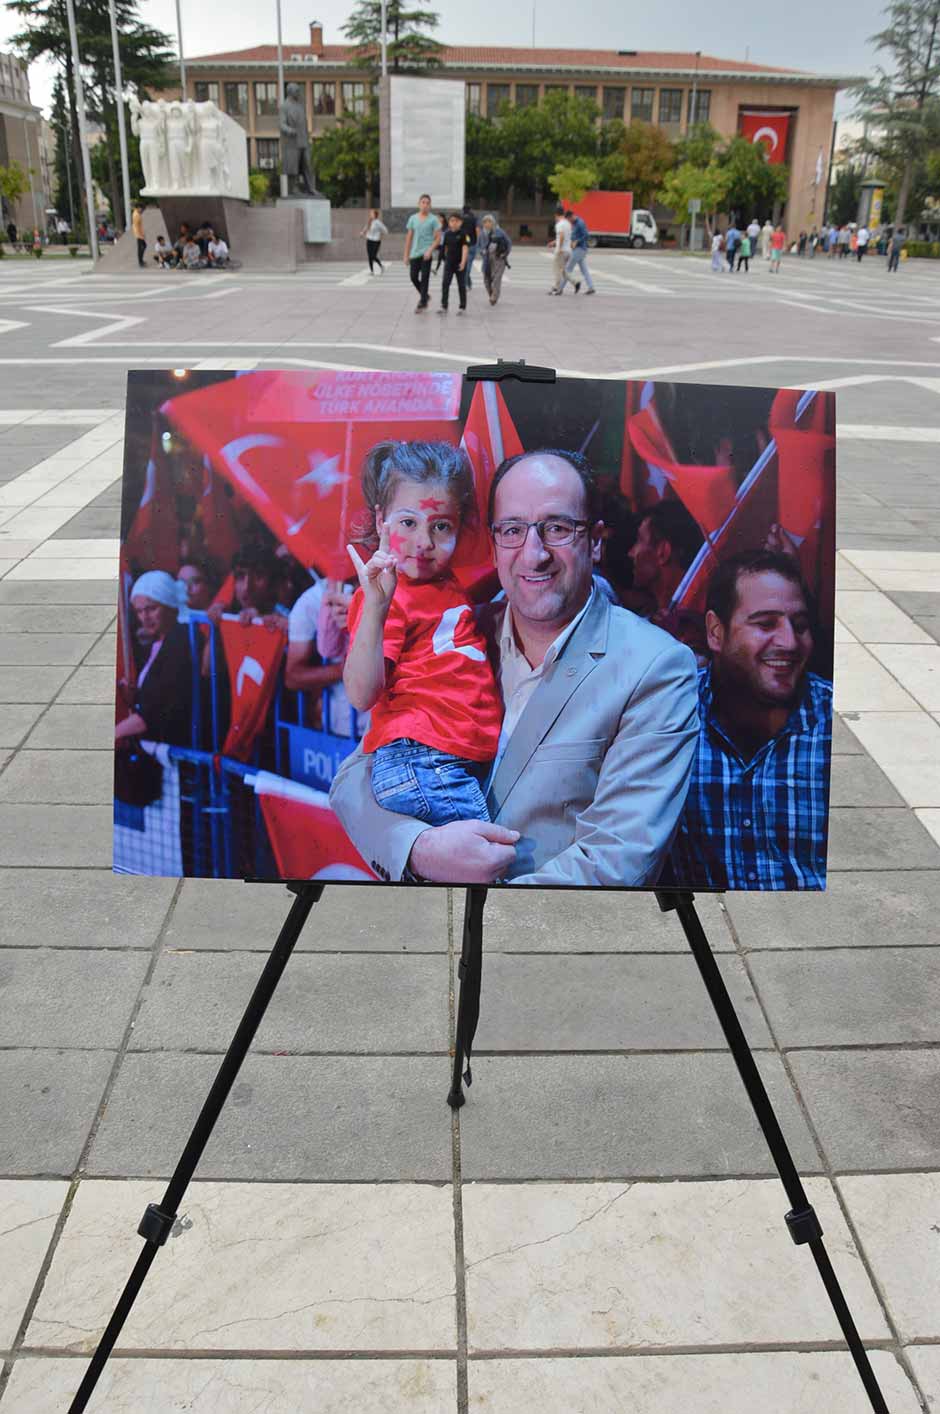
[277,196,331,244]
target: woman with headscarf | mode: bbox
[115,571,194,752]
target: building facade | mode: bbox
[173,26,857,234]
[0,52,50,236]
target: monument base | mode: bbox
[94,197,305,274]
[276,196,331,243]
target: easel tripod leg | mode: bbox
[657,889,889,1414]
[448,886,487,1109]
[67,882,324,1414]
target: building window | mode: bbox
[224,82,248,118]
[630,87,654,122]
[515,83,539,108]
[194,81,219,104]
[688,88,711,125]
[658,88,683,125]
[254,82,279,118]
[466,83,481,115]
[602,87,625,121]
[256,138,279,170]
[487,83,510,116]
[342,81,368,116]
[574,84,597,105]
[312,81,335,115]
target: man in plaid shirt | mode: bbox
[670,549,832,890]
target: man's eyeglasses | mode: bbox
[490,517,592,549]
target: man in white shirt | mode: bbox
[856,225,870,261]
[746,217,761,254]
[548,204,573,295]
[285,579,361,738]
[207,232,229,266]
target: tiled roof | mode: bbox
[191,43,805,76]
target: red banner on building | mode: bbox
[218,616,286,760]
[738,111,791,164]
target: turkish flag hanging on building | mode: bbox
[163,371,463,581]
[254,772,375,880]
[738,111,791,165]
[124,423,181,575]
[218,616,286,761]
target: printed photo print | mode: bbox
[113,370,835,890]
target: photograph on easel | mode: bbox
[113,369,835,890]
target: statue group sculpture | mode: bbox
[129,96,233,195]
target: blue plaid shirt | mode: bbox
[670,666,832,891]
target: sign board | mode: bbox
[389,76,465,210]
[687,198,702,214]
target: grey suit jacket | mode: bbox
[329,592,699,888]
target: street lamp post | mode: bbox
[21,112,42,235]
[175,0,186,93]
[690,50,701,128]
[63,0,99,261]
[276,0,287,198]
[108,0,132,229]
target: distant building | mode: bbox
[0,52,49,234]
[169,26,860,233]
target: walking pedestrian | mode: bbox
[132,204,146,268]
[797,230,807,256]
[460,205,478,289]
[746,215,761,256]
[724,223,740,272]
[736,233,751,272]
[560,208,595,294]
[403,194,441,312]
[856,224,870,261]
[548,204,573,293]
[437,212,469,315]
[710,229,724,271]
[360,208,388,274]
[809,226,819,256]
[887,227,906,272]
[769,223,786,272]
[760,219,773,260]
[479,214,511,305]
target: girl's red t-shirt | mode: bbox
[348,574,503,762]
[770,229,787,251]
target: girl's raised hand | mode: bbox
[347,522,398,611]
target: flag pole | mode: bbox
[64,0,99,262]
[175,0,186,93]
[108,0,132,229]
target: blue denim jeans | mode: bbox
[371,739,490,825]
[562,246,595,291]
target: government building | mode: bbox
[173,25,857,236]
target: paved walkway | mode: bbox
[1,251,939,1412]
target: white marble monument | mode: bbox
[129,97,249,201]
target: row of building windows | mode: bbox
[193,76,710,127]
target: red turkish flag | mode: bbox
[738,111,791,165]
[771,388,835,540]
[626,401,738,536]
[163,371,463,581]
[218,617,286,761]
[456,381,525,587]
[254,774,375,880]
[115,547,136,723]
[124,423,180,575]
[199,462,242,568]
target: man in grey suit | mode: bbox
[329,449,699,886]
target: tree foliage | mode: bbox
[854,0,940,224]
[596,122,675,205]
[341,0,443,72]
[657,160,729,233]
[718,136,789,220]
[0,160,30,220]
[312,107,380,206]
[827,162,864,225]
[548,163,598,203]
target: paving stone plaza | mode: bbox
[1,248,940,1412]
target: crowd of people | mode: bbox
[710,215,909,272]
[131,209,231,270]
[359,198,513,310]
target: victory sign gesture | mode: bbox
[347,521,398,617]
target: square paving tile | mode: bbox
[788,1050,940,1170]
[0,805,111,865]
[826,807,940,870]
[28,1179,457,1352]
[906,1347,940,1404]
[839,1174,940,1341]
[0,604,114,635]
[0,1180,69,1346]
[748,947,940,1046]
[829,755,905,807]
[0,633,98,666]
[0,1050,114,1174]
[0,948,148,1047]
[4,1358,458,1412]
[131,951,449,1053]
[870,643,940,712]
[0,749,113,803]
[457,1053,819,1179]
[0,868,176,948]
[477,888,731,954]
[0,665,72,703]
[465,1353,919,1412]
[839,711,940,808]
[832,714,864,754]
[462,1177,887,1349]
[24,704,113,750]
[723,871,940,949]
[833,644,921,712]
[473,954,770,1050]
[834,591,933,644]
[56,665,114,704]
[163,880,451,953]
[0,702,44,747]
[85,1053,453,1179]
[0,579,116,605]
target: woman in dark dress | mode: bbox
[115,572,193,750]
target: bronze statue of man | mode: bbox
[278,82,322,197]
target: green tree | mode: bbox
[49,75,78,228]
[548,162,597,204]
[657,159,729,235]
[341,0,442,71]
[465,113,509,203]
[827,161,864,225]
[0,159,30,226]
[7,0,175,228]
[312,108,380,206]
[854,0,940,226]
[494,90,600,198]
[673,121,723,169]
[718,136,789,221]
[596,122,675,205]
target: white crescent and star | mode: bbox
[753,125,779,152]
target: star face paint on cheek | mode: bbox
[388,530,410,555]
